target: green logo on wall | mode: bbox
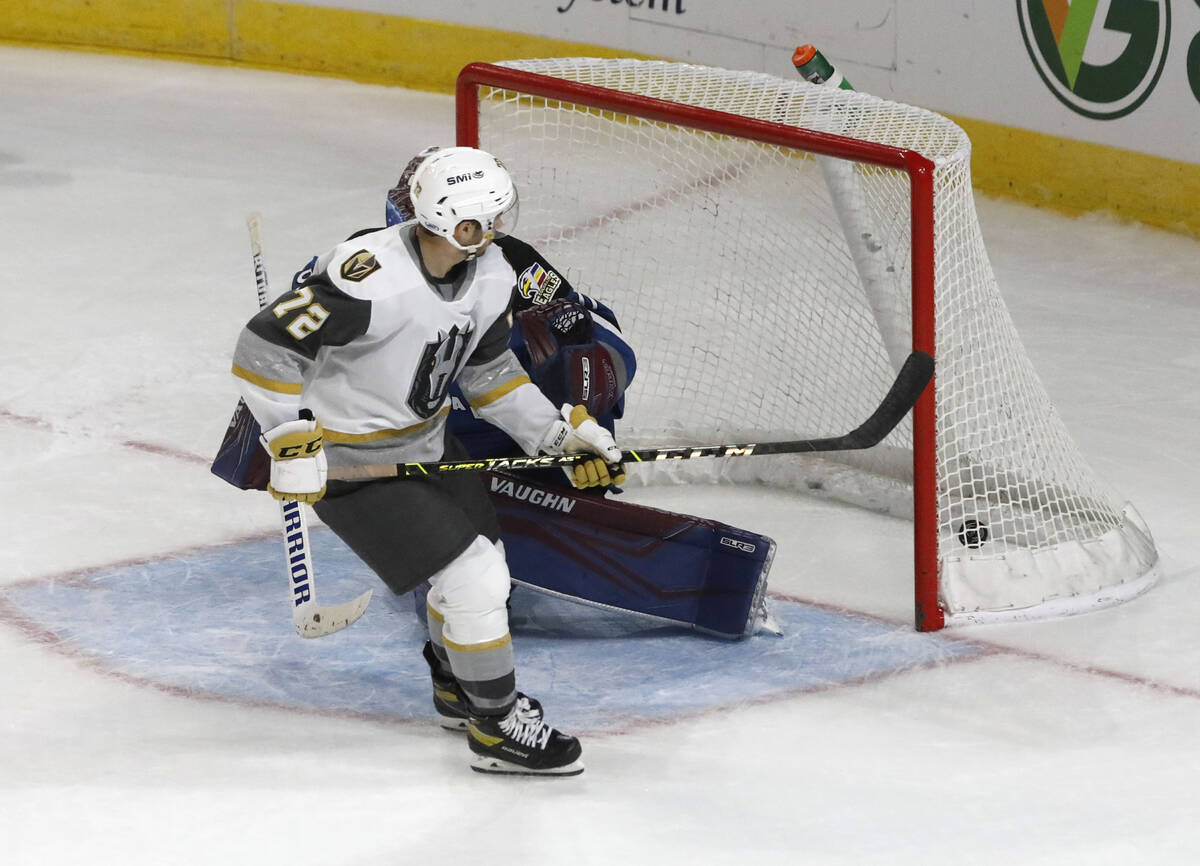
[1017,0,1171,119]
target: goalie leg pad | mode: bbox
[485,471,775,639]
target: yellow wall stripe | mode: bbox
[0,0,648,90]
[231,363,302,395]
[233,3,647,94]
[2,0,1196,236]
[0,0,229,56]
[954,115,1200,236]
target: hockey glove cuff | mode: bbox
[261,415,328,503]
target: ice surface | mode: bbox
[1,46,1198,866]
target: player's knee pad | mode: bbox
[429,535,511,646]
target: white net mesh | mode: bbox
[472,58,1158,625]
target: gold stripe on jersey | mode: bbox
[443,632,513,653]
[231,363,303,395]
[323,407,450,443]
[468,375,532,410]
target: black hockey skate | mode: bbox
[422,641,468,731]
[467,694,583,776]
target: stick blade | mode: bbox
[293,589,374,638]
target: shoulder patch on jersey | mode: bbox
[517,262,563,305]
[341,250,382,282]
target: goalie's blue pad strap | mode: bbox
[486,470,774,639]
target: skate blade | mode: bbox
[470,754,584,777]
[439,717,468,732]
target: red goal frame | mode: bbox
[455,62,944,631]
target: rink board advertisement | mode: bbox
[275,0,1200,166]
[3,0,1198,232]
[4,0,1197,164]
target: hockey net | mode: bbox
[456,58,1159,630]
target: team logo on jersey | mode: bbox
[341,250,382,282]
[517,262,563,305]
[407,322,474,419]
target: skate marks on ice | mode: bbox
[0,530,987,734]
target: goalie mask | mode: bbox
[408,146,519,258]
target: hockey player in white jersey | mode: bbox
[231,147,621,776]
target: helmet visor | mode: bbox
[490,190,519,240]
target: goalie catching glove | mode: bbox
[261,413,327,503]
[539,404,626,489]
[517,299,628,420]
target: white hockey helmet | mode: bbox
[409,146,519,257]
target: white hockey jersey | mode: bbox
[232,224,561,466]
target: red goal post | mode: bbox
[454,59,1158,632]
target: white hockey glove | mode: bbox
[261,415,328,504]
[539,404,626,489]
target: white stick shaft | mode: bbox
[246,211,270,310]
[245,213,371,638]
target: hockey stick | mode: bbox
[327,350,932,482]
[245,212,372,637]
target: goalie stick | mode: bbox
[244,212,372,637]
[326,350,933,482]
